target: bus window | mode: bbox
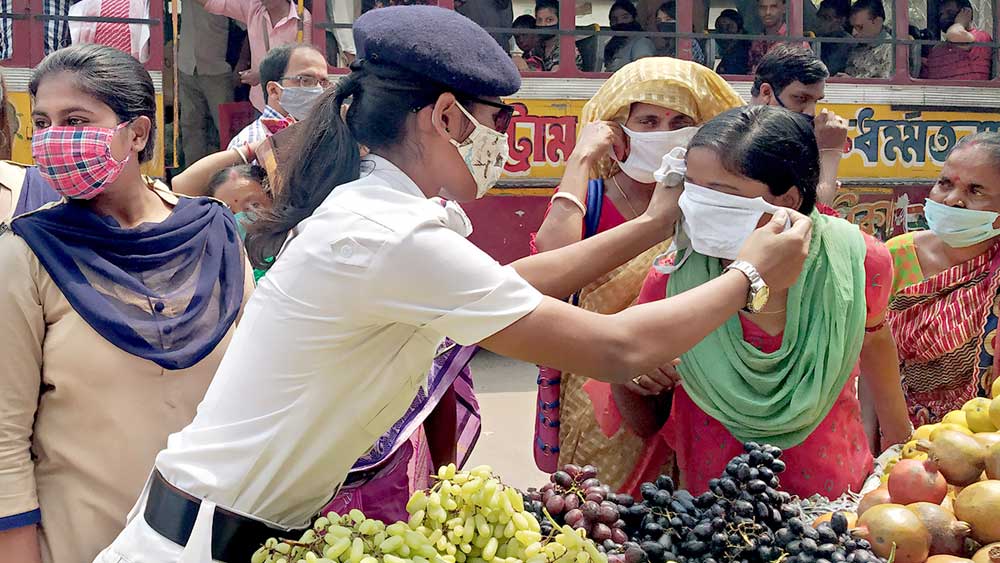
[455,0,517,67]
[324,0,361,68]
[704,0,759,75]
[909,0,996,81]
[43,0,73,55]
[811,0,853,75]
[319,0,436,69]
[37,0,157,63]
[600,0,655,72]
[703,0,811,75]
[516,0,582,73]
[828,0,906,80]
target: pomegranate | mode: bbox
[954,480,1000,544]
[918,431,988,486]
[972,543,1000,563]
[858,486,893,517]
[853,503,931,563]
[907,502,972,556]
[889,459,948,505]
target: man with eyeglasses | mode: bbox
[227,43,331,152]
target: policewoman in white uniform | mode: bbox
[95,6,813,563]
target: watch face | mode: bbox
[750,285,770,312]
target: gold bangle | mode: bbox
[551,192,586,215]
[233,146,249,164]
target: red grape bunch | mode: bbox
[522,464,630,548]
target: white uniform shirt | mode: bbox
[155,155,543,527]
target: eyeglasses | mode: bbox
[281,75,332,89]
[464,97,516,132]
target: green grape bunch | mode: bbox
[250,509,439,563]
[251,464,610,563]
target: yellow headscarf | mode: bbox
[581,57,745,179]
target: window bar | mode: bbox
[993,0,999,79]
[559,0,577,77]
[7,0,32,66]
[27,0,42,66]
[893,0,910,82]
[147,0,163,72]
[310,0,330,70]
[676,0,692,61]
[788,0,803,38]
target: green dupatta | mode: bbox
[666,212,868,448]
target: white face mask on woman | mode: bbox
[651,156,789,275]
[615,125,699,184]
[678,181,786,261]
[923,198,1000,248]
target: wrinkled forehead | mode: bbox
[942,145,1000,192]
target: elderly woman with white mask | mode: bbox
[530,57,744,488]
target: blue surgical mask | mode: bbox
[923,198,1000,248]
[234,211,258,241]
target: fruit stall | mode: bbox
[250,391,1000,563]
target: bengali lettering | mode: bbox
[504,103,578,176]
[850,107,1000,168]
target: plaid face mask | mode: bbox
[32,121,132,200]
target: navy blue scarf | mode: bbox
[13,166,61,217]
[12,195,245,370]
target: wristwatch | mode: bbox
[724,260,770,313]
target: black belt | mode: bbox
[143,471,309,563]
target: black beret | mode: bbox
[353,5,521,97]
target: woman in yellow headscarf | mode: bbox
[530,58,744,489]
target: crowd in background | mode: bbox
[2,1,1000,562]
[1,0,994,170]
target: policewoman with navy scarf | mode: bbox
[96,6,813,563]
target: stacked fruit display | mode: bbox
[531,443,885,563]
[855,383,1000,563]
[246,381,1000,563]
[251,464,610,563]
[521,464,633,546]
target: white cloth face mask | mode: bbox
[654,181,788,273]
[615,126,700,184]
[653,146,688,187]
